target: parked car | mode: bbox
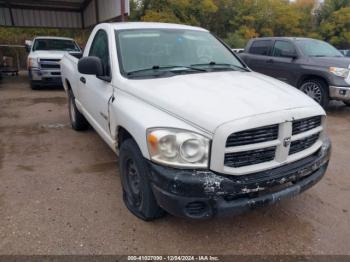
[61,23,331,220]
[339,49,350,57]
[25,36,82,89]
[239,37,350,108]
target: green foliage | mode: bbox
[223,31,247,48]
[131,0,350,48]
[0,27,90,46]
[319,7,350,48]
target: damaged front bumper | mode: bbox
[149,138,331,219]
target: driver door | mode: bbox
[79,29,114,137]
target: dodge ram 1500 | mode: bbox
[61,22,331,220]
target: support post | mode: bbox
[121,0,125,22]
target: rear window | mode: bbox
[272,41,296,57]
[249,40,272,55]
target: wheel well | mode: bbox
[298,75,329,89]
[64,79,72,93]
[117,126,134,149]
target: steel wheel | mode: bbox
[300,81,322,104]
[119,139,165,220]
[125,158,142,208]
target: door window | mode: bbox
[89,30,111,77]
[249,40,272,56]
[272,41,296,57]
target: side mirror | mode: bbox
[24,40,32,53]
[78,56,103,76]
[70,52,83,59]
[281,50,297,58]
[25,44,31,53]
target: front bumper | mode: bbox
[149,139,331,219]
[28,68,62,86]
[329,85,350,102]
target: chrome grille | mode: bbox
[222,115,323,171]
[226,124,278,147]
[41,64,60,69]
[224,147,276,168]
[289,134,320,155]
[292,116,322,135]
[39,59,61,70]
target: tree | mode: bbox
[319,7,350,48]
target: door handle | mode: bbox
[80,77,86,84]
[267,59,274,63]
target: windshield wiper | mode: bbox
[127,65,206,76]
[191,61,249,71]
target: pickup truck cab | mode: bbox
[239,37,350,108]
[61,23,331,220]
[26,36,82,89]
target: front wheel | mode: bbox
[344,101,350,107]
[299,79,329,108]
[119,139,164,221]
[30,81,40,90]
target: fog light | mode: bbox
[185,201,210,218]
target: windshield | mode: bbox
[115,29,246,78]
[296,39,343,57]
[33,39,80,52]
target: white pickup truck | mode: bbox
[61,22,331,220]
[26,36,82,89]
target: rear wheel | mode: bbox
[68,90,89,131]
[299,79,329,108]
[119,139,165,221]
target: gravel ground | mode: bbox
[0,72,349,255]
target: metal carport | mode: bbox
[0,0,129,29]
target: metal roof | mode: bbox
[111,22,208,31]
[0,0,129,29]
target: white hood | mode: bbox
[123,71,322,133]
[29,50,75,60]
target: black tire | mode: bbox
[119,139,165,221]
[30,81,40,90]
[68,89,89,131]
[299,79,329,108]
[344,101,350,107]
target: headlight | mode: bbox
[329,67,349,78]
[147,128,210,168]
[27,57,38,68]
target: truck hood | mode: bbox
[29,50,80,60]
[307,56,350,68]
[123,71,322,133]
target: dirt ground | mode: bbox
[0,72,349,255]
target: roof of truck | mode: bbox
[34,36,75,41]
[250,37,313,41]
[110,22,208,32]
